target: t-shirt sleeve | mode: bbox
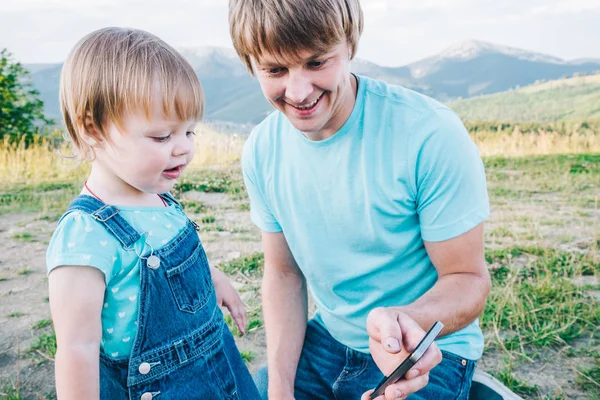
[409,108,490,242]
[46,211,119,284]
[242,135,282,233]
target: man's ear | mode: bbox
[78,112,102,147]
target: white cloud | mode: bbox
[532,0,600,15]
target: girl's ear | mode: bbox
[78,112,103,147]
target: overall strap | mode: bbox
[59,195,141,249]
[159,192,181,208]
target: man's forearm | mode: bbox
[393,273,491,337]
[262,267,308,397]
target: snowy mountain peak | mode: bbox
[438,40,564,64]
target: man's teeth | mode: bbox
[295,96,320,110]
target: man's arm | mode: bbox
[394,222,491,336]
[261,231,308,399]
[49,266,105,400]
[363,223,488,399]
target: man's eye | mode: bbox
[267,67,284,75]
[152,135,170,143]
[308,60,325,68]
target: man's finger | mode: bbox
[408,343,443,377]
[366,308,403,353]
[361,389,375,400]
[384,373,429,399]
[394,313,429,352]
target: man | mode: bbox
[229,1,491,399]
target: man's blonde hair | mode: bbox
[229,0,363,73]
[60,27,203,160]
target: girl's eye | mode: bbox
[152,135,170,143]
[186,131,196,137]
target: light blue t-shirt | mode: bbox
[46,204,188,358]
[242,75,490,360]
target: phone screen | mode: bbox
[369,321,444,399]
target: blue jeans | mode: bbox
[254,320,476,400]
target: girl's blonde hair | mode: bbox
[60,27,204,160]
[229,0,363,73]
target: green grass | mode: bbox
[0,380,23,400]
[174,169,245,197]
[0,181,79,215]
[7,312,25,318]
[201,215,216,224]
[240,351,255,363]
[29,331,57,361]
[10,233,33,242]
[33,319,52,330]
[485,154,600,203]
[219,252,264,276]
[16,268,32,276]
[492,364,539,397]
[180,200,209,214]
[450,74,600,122]
[577,360,600,399]
[482,247,599,353]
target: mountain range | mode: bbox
[25,40,600,126]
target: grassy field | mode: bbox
[450,73,600,122]
[0,124,598,399]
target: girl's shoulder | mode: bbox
[46,210,122,284]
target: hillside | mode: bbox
[450,74,600,122]
[25,41,600,125]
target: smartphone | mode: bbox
[369,321,444,399]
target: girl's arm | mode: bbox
[49,266,105,400]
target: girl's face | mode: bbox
[90,96,197,201]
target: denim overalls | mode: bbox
[61,194,260,400]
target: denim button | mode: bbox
[138,362,151,375]
[461,359,467,366]
[147,255,161,269]
[141,392,153,400]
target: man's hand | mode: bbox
[362,308,442,400]
[211,266,247,334]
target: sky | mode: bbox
[0,0,599,67]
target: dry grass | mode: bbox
[2,123,599,185]
[474,127,600,157]
[0,125,245,186]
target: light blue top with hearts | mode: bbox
[46,204,188,357]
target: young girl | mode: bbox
[46,27,260,399]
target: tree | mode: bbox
[0,48,52,142]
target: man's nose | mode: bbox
[285,71,313,105]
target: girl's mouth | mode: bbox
[162,165,184,179]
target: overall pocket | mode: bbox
[165,242,214,314]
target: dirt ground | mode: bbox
[0,190,598,399]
